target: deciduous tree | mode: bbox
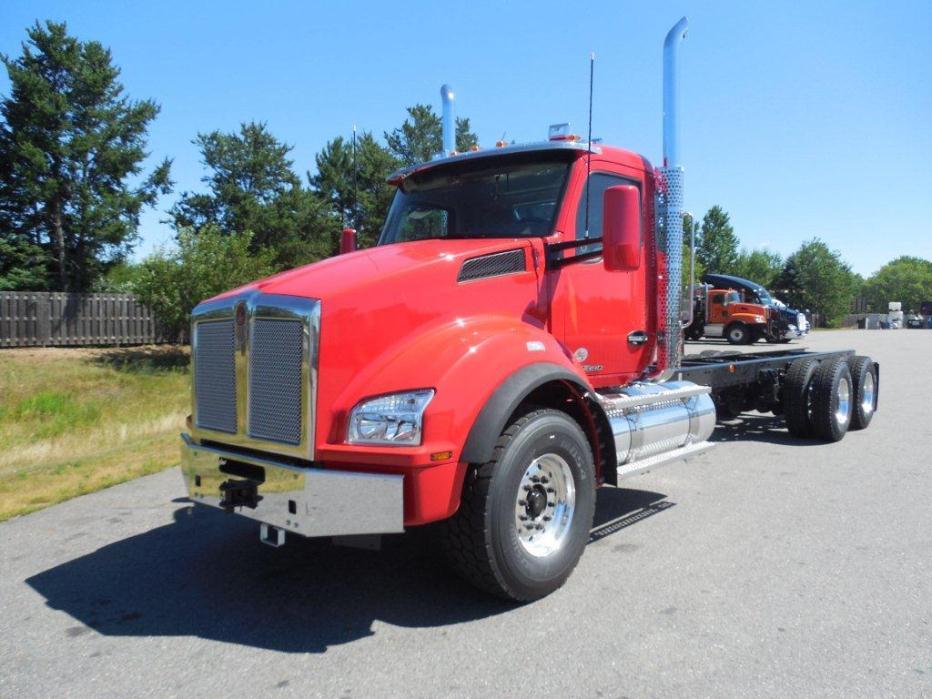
[133,227,275,339]
[861,256,932,313]
[776,238,859,326]
[695,206,740,274]
[733,248,784,289]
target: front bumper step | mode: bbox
[181,434,404,538]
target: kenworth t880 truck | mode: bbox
[181,18,879,601]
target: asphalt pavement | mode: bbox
[1,329,930,698]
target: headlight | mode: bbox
[347,389,434,445]
[754,315,766,324]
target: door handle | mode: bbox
[627,330,649,346]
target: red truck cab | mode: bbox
[180,18,877,601]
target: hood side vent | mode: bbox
[458,249,526,282]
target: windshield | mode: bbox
[754,287,773,305]
[379,153,572,244]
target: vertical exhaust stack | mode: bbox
[440,84,456,157]
[657,17,689,378]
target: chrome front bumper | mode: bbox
[180,434,404,538]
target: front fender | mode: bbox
[728,312,765,326]
[328,315,589,462]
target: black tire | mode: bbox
[811,357,853,442]
[725,322,750,345]
[783,357,819,438]
[444,408,596,601]
[847,355,878,430]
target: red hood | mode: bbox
[209,238,533,304]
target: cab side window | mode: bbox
[575,173,639,254]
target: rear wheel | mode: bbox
[811,357,853,442]
[444,408,596,601]
[725,322,750,345]
[783,357,819,438]
[847,356,877,430]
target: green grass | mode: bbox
[0,346,190,521]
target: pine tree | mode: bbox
[0,21,171,291]
[169,122,331,267]
[384,104,478,166]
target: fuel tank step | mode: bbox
[615,440,712,481]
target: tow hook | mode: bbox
[218,479,262,512]
[260,523,286,548]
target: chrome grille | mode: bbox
[194,320,237,433]
[190,292,319,460]
[248,319,304,445]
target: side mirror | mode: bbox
[340,227,357,254]
[602,185,641,271]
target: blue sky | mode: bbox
[1,0,930,276]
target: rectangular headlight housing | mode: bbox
[347,389,435,446]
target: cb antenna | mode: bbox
[352,124,358,228]
[584,52,595,238]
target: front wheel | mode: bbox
[725,322,750,345]
[444,408,596,601]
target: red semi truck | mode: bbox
[181,19,879,601]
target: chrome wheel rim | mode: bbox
[835,376,851,427]
[729,328,743,342]
[514,453,575,558]
[861,371,875,415]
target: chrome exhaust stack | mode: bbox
[656,17,689,378]
[440,84,456,157]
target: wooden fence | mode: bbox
[0,292,169,348]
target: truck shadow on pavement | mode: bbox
[25,486,667,654]
[711,414,821,446]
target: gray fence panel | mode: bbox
[0,291,169,347]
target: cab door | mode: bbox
[548,165,652,385]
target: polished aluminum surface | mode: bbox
[662,17,689,169]
[181,435,404,538]
[861,371,875,415]
[440,84,455,158]
[514,453,576,558]
[600,380,715,467]
[616,440,712,481]
[656,17,688,377]
[836,375,852,427]
[190,291,320,460]
[657,166,685,377]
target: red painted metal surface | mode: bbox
[206,146,663,525]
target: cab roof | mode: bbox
[387,141,652,184]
